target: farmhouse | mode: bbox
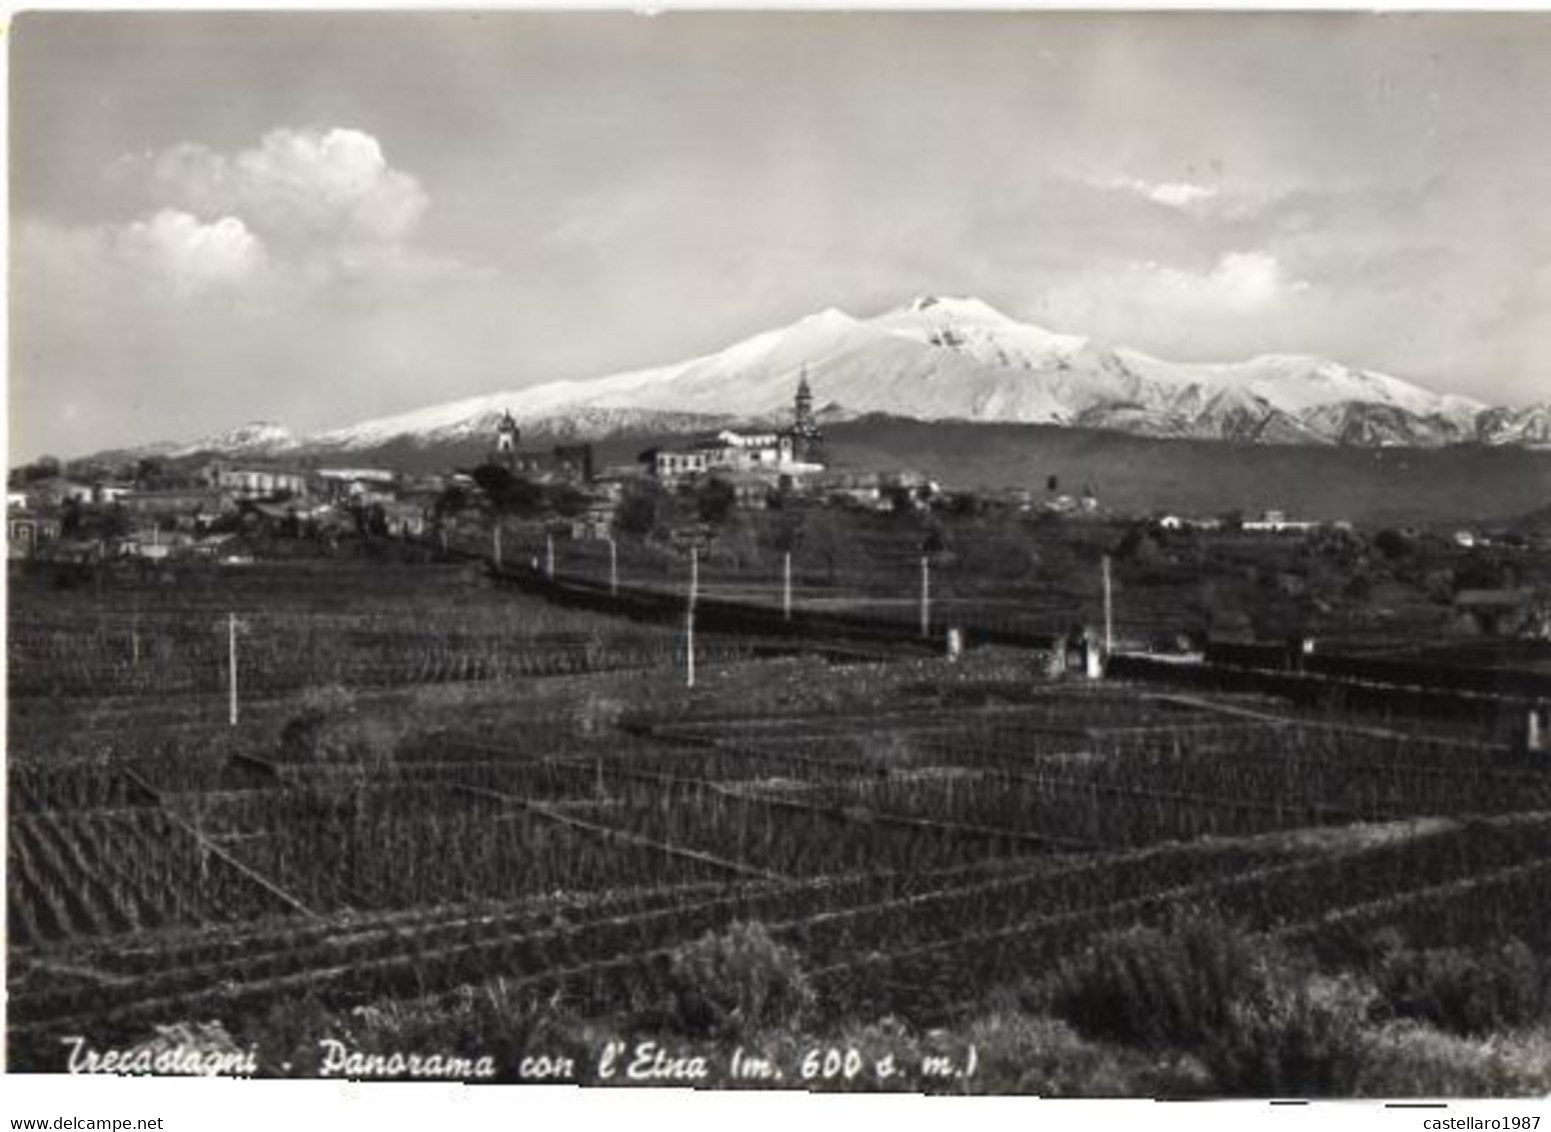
[8,513,63,558]
[815,470,889,509]
[206,463,308,500]
[312,468,400,504]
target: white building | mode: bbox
[211,466,308,500]
[647,375,827,487]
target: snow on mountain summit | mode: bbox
[171,421,297,457]
[184,297,1517,456]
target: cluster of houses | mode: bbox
[1154,509,1350,535]
[6,460,452,563]
[12,373,1117,562]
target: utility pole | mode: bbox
[227,612,239,727]
[545,533,556,579]
[783,551,792,622]
[1102,554,1114,655]
[920,555,931,639]
[607,537,618,596]
[493,522,503,569]
[686,547,699,688]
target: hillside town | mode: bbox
[8,375,956,564]
[12,371,1551,654]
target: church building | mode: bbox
[645,373,827,487]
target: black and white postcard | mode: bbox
[7,10,1551,1124]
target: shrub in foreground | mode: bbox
[1051,912,1374,1095]
[1374,937,1549,1037]
[661,921,816,1040]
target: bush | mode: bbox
[964,1011,1214,1097]
[1052,913,1376,1095]
[1374,938,1549,1036]
[662,922,815,1039]
[1357,1021,1551,1097]
[278,684,405,768]
[1206,973,1374,1095]
[1051,912,1269,1050]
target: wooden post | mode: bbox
[493,522,503,568]
[920,555,931,639]
[546,533,556,579]
[608,537,618,596]
[686,547,699,688]
[783,551,792,621]
[228,612,239,727]
[1102,554,1113,655]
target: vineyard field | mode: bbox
[8,560,1550,1091]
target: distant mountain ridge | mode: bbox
[86,296,1551,461]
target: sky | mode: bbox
[11,11,1551,461]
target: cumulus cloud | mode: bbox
[114,209,263,294]
[61,124,481,304]
[127,127,429,247]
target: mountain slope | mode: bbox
[85,296,1544,462]
[302,295,1510,454]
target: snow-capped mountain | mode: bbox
[171,421,298,457]
[1477,404,1551,448]
[127,296,1548,458]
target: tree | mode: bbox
[472,462,545,516]
[1453,553,1515,594]
[433,484,470,519]
[939,491,981,517]
[353,503,389,538]
[801,508,852,585]
[1374,529,1410,561]
[884,485,915,515]
[60,498,83,536]
[696,477,738,525]
[550,484,592,519]
[765,510,806,556]
[11,456,61,487]
[471,462,515,499]
[614,483,665,540]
